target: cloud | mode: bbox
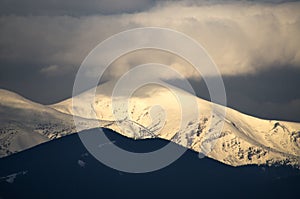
[1,0,300,122]
[229,95,300,122]
[0,0,296,16]
[0,0,300,80]
[40,65,60,76]
[183,66,300,122]
[0,0,155,16]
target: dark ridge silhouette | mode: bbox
[0,128,299,199]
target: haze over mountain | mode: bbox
[1,81,299,168]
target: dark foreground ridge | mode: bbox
[0,128,299,199]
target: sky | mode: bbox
[0,0,300,122]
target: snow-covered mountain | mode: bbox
[0,89,108,156]
[0,89,75,156]
[52,81,300,167]
[1,81,300,168]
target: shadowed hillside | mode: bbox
[0,128,299,199]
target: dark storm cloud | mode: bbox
[184,67,300,122]
[222,67,300,122]
[0,0,300,122]
[0,0,155,16]
[0,62,76,104]
[0,0,298,16]
[1,1,300,78]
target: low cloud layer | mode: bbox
[0,1,300,80]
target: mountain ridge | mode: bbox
[1,128,299,199]
[0,82,299,168]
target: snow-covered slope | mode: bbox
[0,89,108,157]
[1,81,300,168]
[51,81,300,167]
[0,88,145,157]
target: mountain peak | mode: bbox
[1,85,300,168]
[0,89,28,103]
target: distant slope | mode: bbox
[52,81,300,167]
[0,128,299,199]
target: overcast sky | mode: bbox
[0,0,300,122]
